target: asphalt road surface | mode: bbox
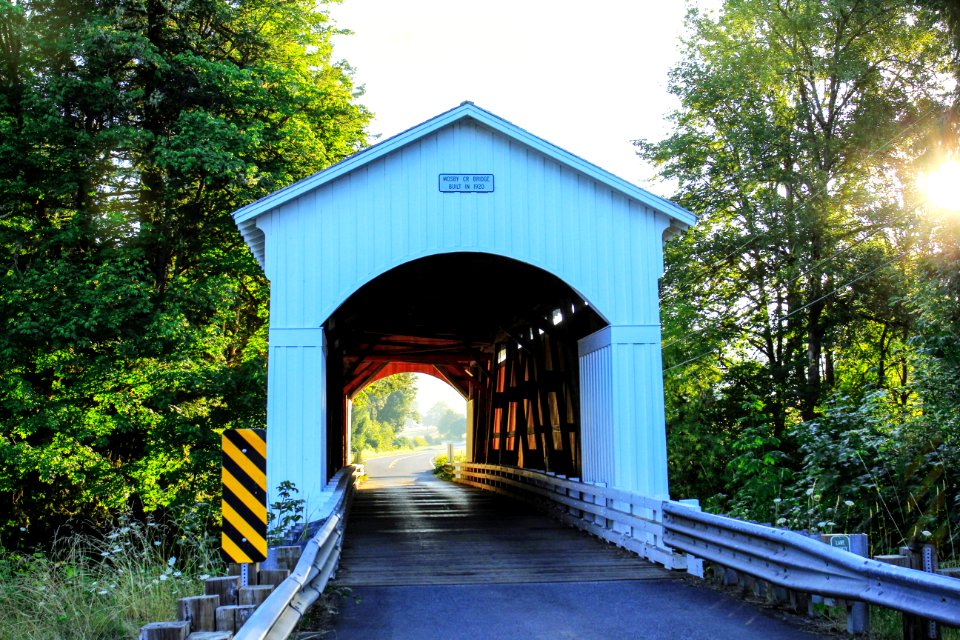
[329,449,829,640]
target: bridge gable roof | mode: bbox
[232,101,696,233]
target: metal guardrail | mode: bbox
[234,465,361,640]
[451,462,686,569]
[453,462,959,629]
[662,502,960,627]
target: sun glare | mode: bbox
[923,160,960,211]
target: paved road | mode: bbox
[330,450,828,640]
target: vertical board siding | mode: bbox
[266,340,328,521]
[611,341,670,498]
[578,328,670,498]
[261,120,669,330]
[579,344,614,485]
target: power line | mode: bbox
[664,250,910,373]
[779,250,909,323]
[660,105,938,354]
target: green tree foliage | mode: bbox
[640,0,960,554]
[350,374,419,454]
[423,401,466,442]
[423,402,467,441]
[0,0,369,543]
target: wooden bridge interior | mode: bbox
[323,252,606,479]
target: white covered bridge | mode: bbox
[231,102,696,520]
[224,104,960,640]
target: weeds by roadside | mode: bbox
[0,510,223,640]
[292,584,358,639]
[431,452,465,481]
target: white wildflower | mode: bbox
[199,574,210,581]
[173,571,182,578]
[98,589,109,595]
[100,551,110,557]
[773,498,782,504]
[167,556,176,567]
[844,500,854,507]
[107,532,119,540]
[153,540,161,547]
[921,530,933,538]
[159,574,168,581]
[805,488,814,496]
[776,517,787,525]
[817,521,827,528]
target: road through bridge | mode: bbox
[328,450,826,640]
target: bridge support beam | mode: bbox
[578,325,669,498]
[266,327,328,521]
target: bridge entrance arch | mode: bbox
[231,102,695,520]
[327,252,607,479]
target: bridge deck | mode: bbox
[336,476,668,586]
[328,451,826,639]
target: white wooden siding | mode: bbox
[258,120,671,330]
[579,326,669,498]
[236,105,691,510]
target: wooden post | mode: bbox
[257,568,290,586]
[177,595,219,632]
[138,621,189,640]
[227,562,259,578]
[204,575,240,607]
[239,584,275,607]
[275,545,301,571]
[874,554,910,567]
[215,605,256,634]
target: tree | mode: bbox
[0,0,369,542]
[351,374,419,454]
[639,0,954,523]
[423,402,466,441]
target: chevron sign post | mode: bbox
[221,429,267,583]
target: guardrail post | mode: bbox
[847,534,870,635]
[676,499,704,578]
[901,543,941,640]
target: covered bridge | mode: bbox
[231,102,696,519]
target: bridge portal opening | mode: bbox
[324,252,606,478]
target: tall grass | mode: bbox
[0,511,224,640]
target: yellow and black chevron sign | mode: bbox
[221,429,267,564]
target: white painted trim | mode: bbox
[269,328,326,348]
[232,102,696,228]
[578,325,662,356]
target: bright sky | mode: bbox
[329,1,719,412]
[413,372,464,415]
[329,0,721,190]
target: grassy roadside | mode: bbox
[0,514,223,640]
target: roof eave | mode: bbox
[231,102,697,228]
